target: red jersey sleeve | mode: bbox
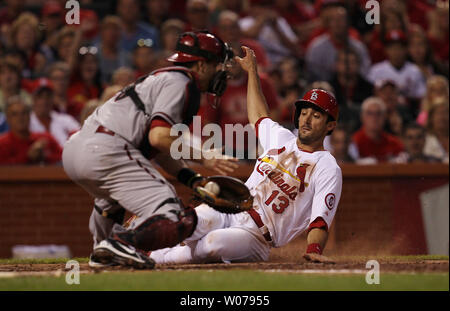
[150,117,172,129]
[307,216,328,233]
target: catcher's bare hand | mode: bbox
[234,46,257,73]
[303,253,335,264]
[202,156,239,175]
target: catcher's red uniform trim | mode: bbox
[95,125,115,136]
[150,117,172,129]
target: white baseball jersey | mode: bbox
[246,118,343,247]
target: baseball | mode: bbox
[204,181,220,195]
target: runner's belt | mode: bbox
[247,208,273,245]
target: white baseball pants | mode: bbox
[150,204,271,264]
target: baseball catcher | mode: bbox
[63,31,239,269]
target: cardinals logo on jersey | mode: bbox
[256,148,316,214]
[257,147,311,197]
[296,164,310,193]
[325,193,336,210]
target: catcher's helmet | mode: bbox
[293,88,339,130]
[167,31,231,64]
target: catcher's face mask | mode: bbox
[169,31,234,107]
[207,43,234,107]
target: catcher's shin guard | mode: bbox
[114,207,198,251]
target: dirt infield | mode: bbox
[0,257,448,275]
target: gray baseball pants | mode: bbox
[62,120,185,249]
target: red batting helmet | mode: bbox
[167,31,229,63]
[293,88,339,129]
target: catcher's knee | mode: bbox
[114,206,198,252]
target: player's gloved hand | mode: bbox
[193,176,253,214]
[303,253,335,264]
[191,176,207,190]
[177,168,206,190]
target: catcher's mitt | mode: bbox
[193,176,253,214]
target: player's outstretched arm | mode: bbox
[150,126,239,176]
[303,228,335,264]
[235,46,270,126]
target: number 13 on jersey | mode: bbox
[265,191,289,214]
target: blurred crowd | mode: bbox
[0,0,448,166]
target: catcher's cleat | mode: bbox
[92,238,155,269]
[88,253,117,268]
